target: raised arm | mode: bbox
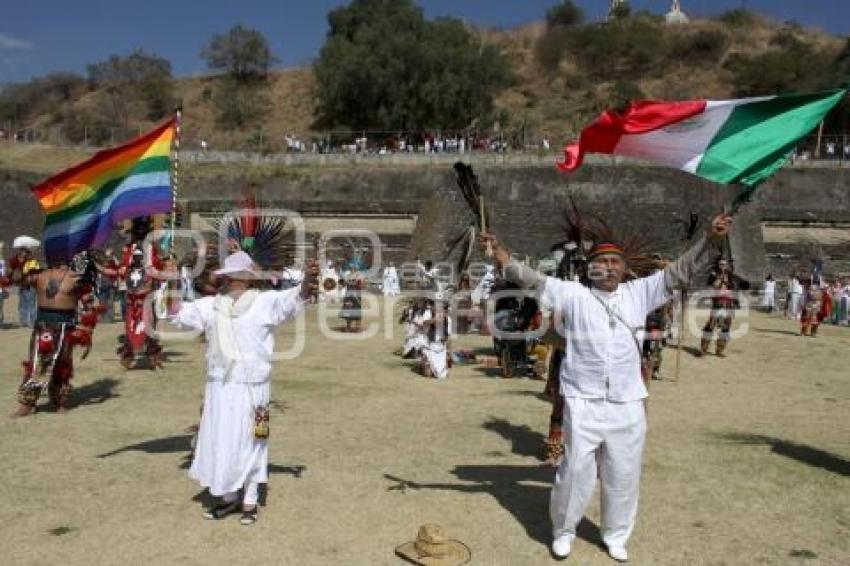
[632,213,731,313]
[663,213,732,292]
[479,232,548,294]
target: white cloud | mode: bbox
[0,33,33,49]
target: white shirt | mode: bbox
[543,272,671,402]
[171,288,304,383]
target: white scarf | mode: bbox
[212,290,259,379]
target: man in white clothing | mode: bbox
[762,274,776,313]
[169,251,317,525]
[481,213,732,562]
[382,264,400,296]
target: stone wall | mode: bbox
[2,162,848,283]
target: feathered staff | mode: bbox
[447,162,492,280]
[453,162,490,234]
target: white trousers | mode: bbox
[550,398,646,549]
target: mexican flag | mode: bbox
[558,89,846,187]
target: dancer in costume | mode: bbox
[480,213,732,562]
[642,304,671,383]
[700,258,737,357]
[14,251,102,416]
[94,217,166,369]
[168,251,319,525]
[800,283,828,337]
[339,268,364,332]
[98,244,165,370]
[399,299,427,359]
[641,256,672,383]
[420,300,451,379]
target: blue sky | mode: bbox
[1,1,847,83]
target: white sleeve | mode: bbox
[540,277,581,312]
[629,270,672,316]
[170,297,213,330]
[261,287,306,326]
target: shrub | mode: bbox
[670,30,729,64]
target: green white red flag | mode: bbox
[558,89,846,187]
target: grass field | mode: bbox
[0,296,847,565]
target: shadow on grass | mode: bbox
[482,417,545,460]
[473,366,505,378]
[502,390,549,402]
[96,434,193,459]
[68,377,121,408]
[751,327,801,337]
[666,344,704,358]
[716,432,850,477]
[383,415,604,549]
[384,469,602,549]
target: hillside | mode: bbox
[486,14,845,143]
[2,10,846,152]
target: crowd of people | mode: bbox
[771,273,850,335]
[4,205,847,563]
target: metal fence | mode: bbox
[1,120,848,166]
[0,120,557,155]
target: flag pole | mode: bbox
[169,107,183,251]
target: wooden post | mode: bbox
[674,287,685,382]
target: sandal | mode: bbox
[239,506,258,526]
[203,500,240,520]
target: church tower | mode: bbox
[665,1,690,25]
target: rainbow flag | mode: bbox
[32,119,175,263]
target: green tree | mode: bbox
[717,9,757,27]
[201,25,278,82]
[313,0,512,131]
[546,1,584,28]
[86,49,175,121]
[725,32,831,96]
[0,73,86,122]
[212,78,270,128]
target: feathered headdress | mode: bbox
[206,194,291,273]
[562,198,660,279]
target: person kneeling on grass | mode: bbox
[168,251,318,525]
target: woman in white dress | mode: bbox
[169,251,317,525]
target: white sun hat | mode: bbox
[12,235,40,249]
[213,251,259,279]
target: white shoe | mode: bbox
[607,546,628,562]
[551,534,572,559]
